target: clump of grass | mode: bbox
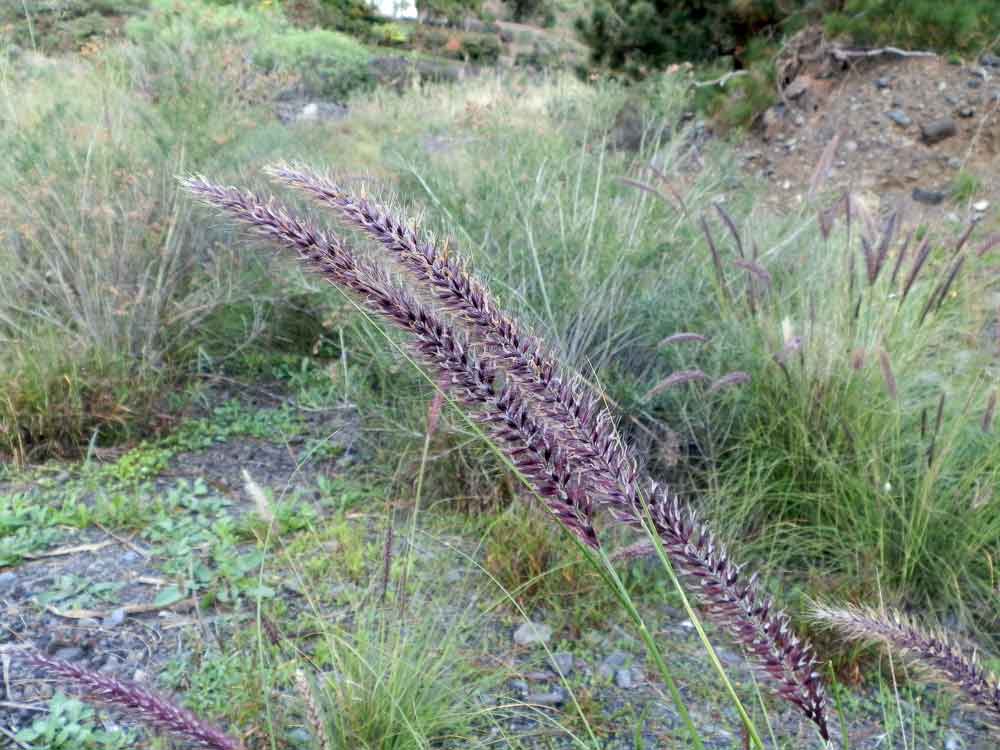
[181,168,832,742]
[812,603,1000,728]
[646,190,1000,649]
[951,169,982,202]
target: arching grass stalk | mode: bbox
[635,498,767,748]
[294,272,703,749]
[180,170,830,743]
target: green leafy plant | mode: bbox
[14,693,133,749]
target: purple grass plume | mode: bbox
[180,176,598,547]
[20,650,243,750]
[264,163,644,516]
[812,604,1000,730]
[181,169,830,741]
[615,485,829,739]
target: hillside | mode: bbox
[2,3,1000,750]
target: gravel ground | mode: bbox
[1,382,997,749]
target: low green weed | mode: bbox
[15,693,134,750]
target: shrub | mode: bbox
[254,27,373,100]
[283,0,380,35]
[129,0,373,102]
[825,0,1000,53]
[576,0,798,79]
[503,0,552,24]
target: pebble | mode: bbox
[53,647,84,662]
[524,688,565,706]
[967,79,982,89]
[886,109,912,127]
[513,621,552,646]
[974,200,990,212]
[614,668,634,689]
[875,77,891,89]
[844,140,858,152]
[982,53,1000,68]
[102,608,126,628]
[715,647,743,667]
[509,679,528,695]
[553,651,574,676]
[523,671,552,682]
[287,728,312,747]
[948,157,962,169]
[913,187,946,206]
[920,118,957,145]
[597,651,629,681]
[958,106,975,118]
[0,572,16,593]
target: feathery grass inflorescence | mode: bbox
[181,169,830,741]
[812,604,1000,728]
[613,484,829,739]
[19,650,243,750]
[295,670,332,750]
[265,162,644,514]
[180,176,598,547]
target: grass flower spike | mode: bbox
[812,603,1000,728]
[181,168,831,742]
[20,650,243,750]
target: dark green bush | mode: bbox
[576,0,798,79]
[417,0,481,22]
[283,0,379,35]
[503,0,553,25]
[825,0,1000,53]
[459,31,501,63]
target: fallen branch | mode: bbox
[830,46,937,62]
[692,70,749,88]
[45,597,196,621]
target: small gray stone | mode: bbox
[948,157,963,169]
[524,688,565,706]
[509,679,528,695]
[513,621,552,646]
[0,572,16,593]
[982,53,1000,68]
[54,647,84,662]
[553,652,574,676]
[102,608,126,628]
[973,200,990,212]
[715,647,743,667]
[875,77,891,89]
[886,109,912,127]
[913,187,946,206]
[287,728,312,747]
[968,79,982,89]
[597,651,629,680]
[921,118,957,145]
[958,107,975,118]
[614,668,634,689]
[945,732,963,750]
